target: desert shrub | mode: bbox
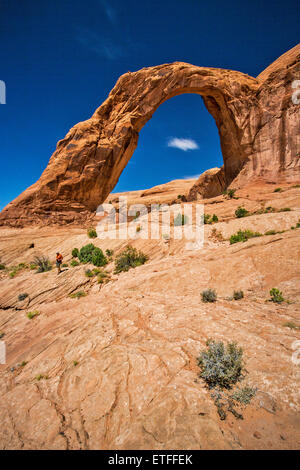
[62,263,68,267]
[223,188,236,199]
[230,386,257,404]
[211,214,218,223]
[18,293,28,301]
[105,249,114,257]
[19,361,27,367]
[265,230,276,235]
[201,288,217,303]
[92,247,108,267]
[33,256,52,273]
[114,245,148,274]
[274,187,282,192]
[174,213,188,226]
[136,225,141,232]
[78,243,108,266]
[269,288,284,303]
[78,244,95,264]
[70,259,80,267]
[27,310,39,320]
[230,229,262,244]
[0,263,6,270]
[73,361,79,366]
[97,270,110,284]
[279,207,291,212]
[177,194,182,199]
[36,374,48,381]
[204,214,212,225]
[297,221,300,228]
[283,321,299,330]
[87,227,98,238]
[69,291,87,299]
[264,206,275,213]
[72,248,79,258]
[0,332,5,339]
[85,269,94,278]
[197,340,244,389]
[233,290,244,300]
[235,206,249,218]
[210,228,224,241]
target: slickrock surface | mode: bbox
[1,45,299,226]
[0,182,299,449]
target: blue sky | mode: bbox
[0,0,299,208]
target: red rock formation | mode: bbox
[1,44,299,226]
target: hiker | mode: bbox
[56,252,63,274]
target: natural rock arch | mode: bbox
[1,44,299,226]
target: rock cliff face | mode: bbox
[0,45,299,226]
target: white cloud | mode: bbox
[183,174,201,179]
[167,137,199,152]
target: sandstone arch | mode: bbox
[1,44,299,226]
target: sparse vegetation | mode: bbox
[0,332,5,339]
[70,259,80,267]
[19,361,27,367]
[201,288,217,303]
[18,293,28,302]
[269,288,285,304]
[198,340,244,389]
[283,321,300,330]
[69,291,87,299]
[114,245,148,273]
[230,229,262,244]
[265,230,276,235]
[62,263,68,267]
[174,213,188,226]
[233,290,244,300]
[87,227,98,238]
[274,187,282,192]
[223,188,237,199]
[36,374,48,381]
[85,269,94,278]
[72,248,79,258]
[210,228,224,241]
[33,255,52,273]
[73,361,79,366]
[204,214,218,224]
[279,207,291,212]
[136,225,141,232]
[230,386,257,404]
[0,263,6,270]
[105,249,114,257]
[27,310,39,320]
[97,270,110,284]
[235,206,249,218]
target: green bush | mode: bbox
[69,291,87,299]
[223,188,236,199]
[85,269,94,278]
[297,221,300,228]
[114,246,148,274]
[27,310,39,320]
[211,214,219,223]
[204,214,212,225]
[279,207,291,212]
[274,187,282,192]
[283,321,299,330]
[33,256,52,273]
[0,263,6,270]
[265,230,276,235]
[201,288,217,303]
[87,227,98,238]
[198,340,244,389]
[70,259,80,267]
[62,263,68,267]
[105,249,114,257]
[72,248,79,258]
[174,213,188,226]
[269,288,284,304]
[78,243,95,264]
[230,386,256,404]
[230,229,262,244]
[233,290,244,300]
[92,247,108,267]
[18,293,28,301]
[235,206,249,218]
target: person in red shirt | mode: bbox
[56,252,63,274]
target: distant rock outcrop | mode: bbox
[1,44,299,226]
[187,167,225,200]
